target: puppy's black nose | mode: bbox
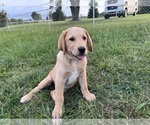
[78,46,86,53]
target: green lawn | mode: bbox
[0,14,150,119]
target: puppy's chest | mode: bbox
[66,69,79,87]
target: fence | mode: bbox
[0,0,150,29]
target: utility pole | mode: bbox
[48,0,55,28]
[93,0,95,25]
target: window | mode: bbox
[107,0,118,4]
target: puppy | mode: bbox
[20,27,96,118]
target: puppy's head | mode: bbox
[58,27,93,60]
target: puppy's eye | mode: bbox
[69,37,75,41]
[83,36,86,40]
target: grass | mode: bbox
[0,14,150,119]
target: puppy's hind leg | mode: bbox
[20,72,53,103]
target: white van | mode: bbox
[104,0,138,19]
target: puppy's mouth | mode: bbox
[70,51,86,60]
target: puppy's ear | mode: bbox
[85,30,93,52]
[58,30,67,54]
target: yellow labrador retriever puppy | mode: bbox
[20,27,96,118]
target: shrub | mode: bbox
[0,10,7,27]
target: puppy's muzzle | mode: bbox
[70,46,86,60]
[78,46,86,54]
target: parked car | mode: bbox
[104,0,138,19]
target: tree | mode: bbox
[52,0,65,21]
[18,19,23,24]
[10,18,17,22]
[31,12,42,20]
[0,10,7,27]
[88,0,99,18]
[88,7,99,18]
[10,18,23,24]
[70,0,80,21]
[52,7,65,21]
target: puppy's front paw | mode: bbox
[20,94,32,103]
[52,109,62,119]
[84,93,96,102]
